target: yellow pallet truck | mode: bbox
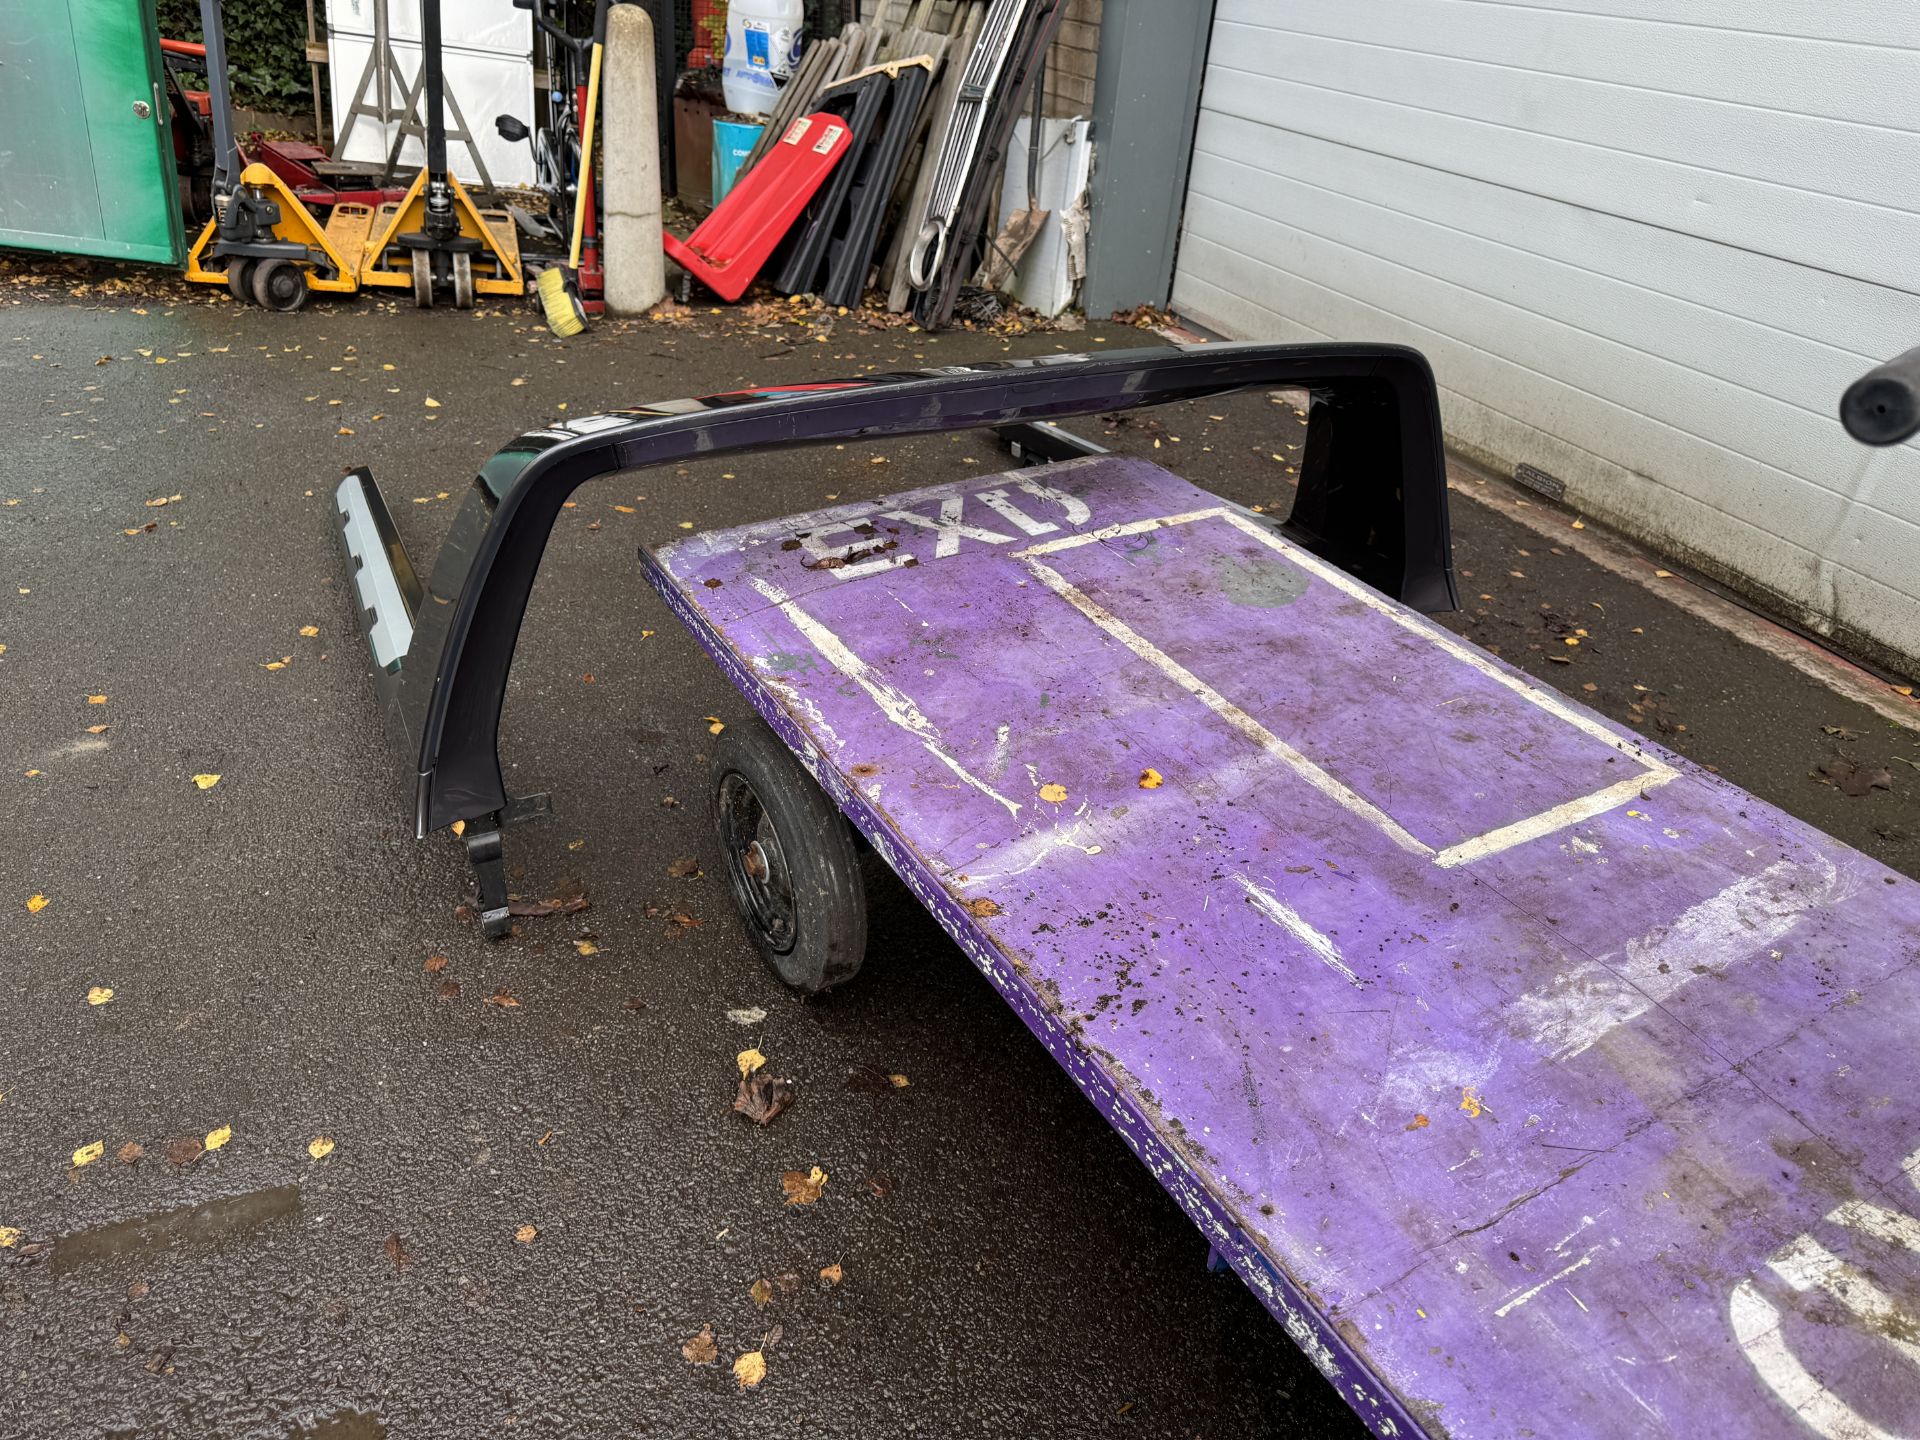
[183,0,519,311]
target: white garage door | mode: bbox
[1172,0,1920,674]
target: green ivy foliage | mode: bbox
[156,0,314,112]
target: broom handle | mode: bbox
[569,40,605,270]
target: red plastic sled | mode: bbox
[664,113,853,302]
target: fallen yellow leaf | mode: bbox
[682,1325,718,1365]
[204,1124,231,1151]
[574,939,600,956]
[1138,768,1164,789]
[706,716,726,735]
[73,1141,104,1168]
[86,724,109,735]
[26,894,49,914]
[1654,569,1674,579]
[749,1277,773,1307]
[514,1223,538,1244]
[733,1351,766,1389]
[780,1165,828,1205]
[888,1073,910,1088]
[1459,1088,1488,1120]
[88,694,107,705]
[192,773,221,790]
[424,397,441,408]
[261,660,287,670]
[612,504,635,514]
[0,1226,20,1249]
[738,1047,767,1078]
[1038,782,1068,803]
[299,625,319,638]
[819,1262,843,1285]
[308,1136,335,1160]
[87,986,113,1006]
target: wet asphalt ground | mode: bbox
[2,267,1918,1440]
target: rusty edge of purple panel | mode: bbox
[641,550,1435,1440]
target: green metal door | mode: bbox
[0,0,185,264]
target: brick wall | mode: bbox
[1041,0,1100,118]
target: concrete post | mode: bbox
[603,5,666,314]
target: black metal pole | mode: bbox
[421,0,448,181]
[200,0,239,196]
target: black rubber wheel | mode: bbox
[225,258,255,304]
[710,719,866,994]
[251,258,308,313]
[412,257,434,309]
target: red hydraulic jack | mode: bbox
[664,113,852,302]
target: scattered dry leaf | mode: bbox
[308,1136,335,1160]
[706,716,726,735]
[383,1232,413,1271]
[1405,1114,1430,1131]
[819,1262,843,1286]
[0,1227,20,1248]
[1038,782,1068,803]
[116,1142,144,1165]
[781,1166,827,1206]
[88,695,107,705]
[424,954,449,974]
[423,397,441,408]
[887,1073,910,1089]
[204,1124,231,1151]
[667,857,702,878]
[299,625,319,638]
[166,1136,204,1167]
[192,773,221,790]
[72,1141,104,1168]
[734,1073,796,1126]
[749,1277,773,1307]
[961,897,1000,918]
[26,894,48,914]
[483,987,522,1008]
[733,1351,766,1388]
[86,724,109,734]
[1137,768,1164,789]
[682,1325,718,1365]
[87,985,114,1006]
[514,1224,538,1244]
[573,938,599,956]
[737,1047,767,1078]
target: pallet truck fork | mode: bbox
[356,0,523,310]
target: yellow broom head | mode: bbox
[535,267,585,337]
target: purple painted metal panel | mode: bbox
[644,456,1920,1439]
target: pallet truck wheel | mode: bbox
[452,252,474,310]
[225,259,256,304]
[251,259,308,313]
[413,259,434,309]
[711,719,867,994]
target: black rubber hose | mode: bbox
[1841,347,1920,446]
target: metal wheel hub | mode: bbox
[718,775,798,955]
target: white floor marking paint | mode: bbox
[749,576,1022,820]
[1021,556,1433,860]
[1493,1248,1599,1318]
[1511,857,1844,1059]
[1019,507,1673,867]
[1229,873,1366,987]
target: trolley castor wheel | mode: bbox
[452,251,474,310]
[412,258,434,309]
[225,258,256,304]
[250,258,308,313]
[710,718,867,994]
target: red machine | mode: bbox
[664,112,852,301]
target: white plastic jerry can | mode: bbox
[722,0,805,116]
